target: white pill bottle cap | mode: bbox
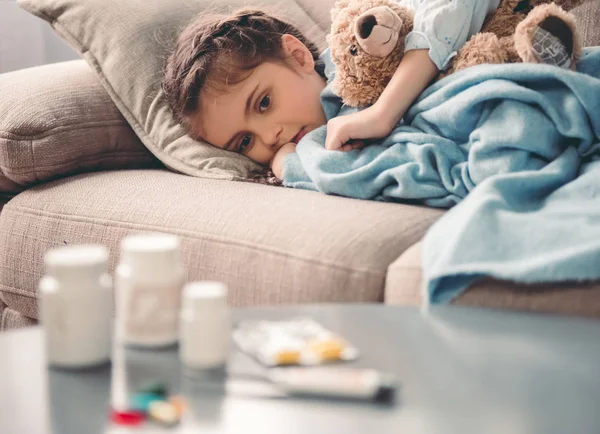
[119,232,182,280]
[44,244,109,280]
[181,281,228,318]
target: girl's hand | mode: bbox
[325,50,438,152]
[325,104,395,151]
[270,142,297,179]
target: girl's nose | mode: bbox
[256,123,283,149]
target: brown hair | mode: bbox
[162,8,323,127]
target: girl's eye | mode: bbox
[259,95,271,113]
[239,135,252,152]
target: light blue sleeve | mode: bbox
[402,0,501,70]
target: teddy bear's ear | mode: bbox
[330,0,352,23]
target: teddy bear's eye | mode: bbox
[349,44,358,56]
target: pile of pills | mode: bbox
[110,381,186,428]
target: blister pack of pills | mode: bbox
[233,317,359,367]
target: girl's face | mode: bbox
[188,35,327,167]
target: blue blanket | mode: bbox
[282,48,600,304]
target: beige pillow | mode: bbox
[18,0,327,180]
[0,60,161,194]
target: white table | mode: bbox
[2,304,600,433]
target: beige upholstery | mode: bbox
[574,0,600,45]
[0,294,35,331]
[0,170,443,321]
[295,0,336,31]
[456,281,600,318]
[0,61,161,194]
[384,242,424,307]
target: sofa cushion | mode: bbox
[573,0,600,46]
[385,242,600,318]
[0,61,161,194]
[294,0,336,32]
[0,294,35,331]
[0,170,443,318]
[18,0,334,180]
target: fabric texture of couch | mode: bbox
[0,61,161,194]
[0,0,599,331]
[0,169,442,321]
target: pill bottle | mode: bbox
[38,244,112,368]
[179,281,230,369]
[115,233,186,348]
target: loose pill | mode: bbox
[306,338,345,361]
[136,380,168,398]
[110,409,145,426]
[148,401,180,426]
[168,395,188,417]
[130,392,164,413]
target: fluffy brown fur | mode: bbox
[328,0,415,107]
[330,0,589,107]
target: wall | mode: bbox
[0,0,78,73]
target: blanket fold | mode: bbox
[283,48,600,303]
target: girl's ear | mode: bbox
[281,34,315,73]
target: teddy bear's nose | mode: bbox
[357,14,377,39]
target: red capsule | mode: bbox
[110,409,145,426]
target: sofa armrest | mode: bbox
[384,242,424,306]
[0,60,160,194]
[385,241,600,318]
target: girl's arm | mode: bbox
[325,0,499,151]
[372,49,438,131]
[325,49,438,151]
[270,143,297,179]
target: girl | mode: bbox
[162,1,503,178]
[162,9,327,175]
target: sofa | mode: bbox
[1,0,599,331]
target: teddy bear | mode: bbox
[328,0,587,107]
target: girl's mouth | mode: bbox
[292,127,308,144]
